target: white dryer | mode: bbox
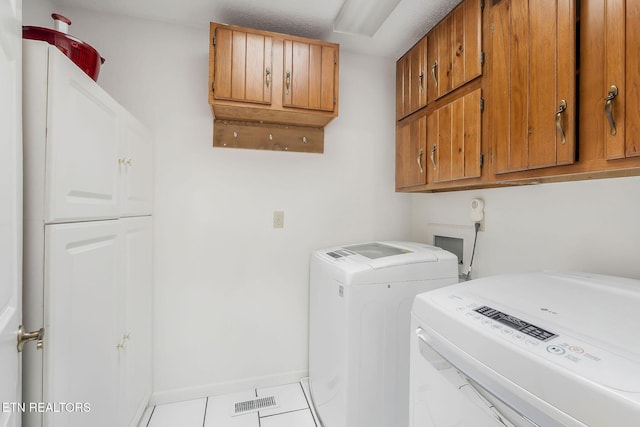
[410,271,640,427]
[308,241,458,427]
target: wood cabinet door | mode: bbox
[409,37,428,113]
[427,0,482,102]
[452,0,482,89]
[396,38,427,120]
[396,53,410,120]
[396,113,427,189]
[431,88,482,183]
[283,40,336,112]
[604,0,640,159]
[44,221,121,427]
[213,27,272,104]
[46,46,121,223]
[490,0,576,174]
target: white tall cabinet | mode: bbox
[22,40,153,427]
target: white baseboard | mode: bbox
[149,369,308,406]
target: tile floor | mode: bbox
[139,381,319,427]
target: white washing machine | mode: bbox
[410,271,640,427]
[308,241,458,427]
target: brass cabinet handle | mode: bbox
[417,148,424,174]
[431,61,438,87]
[285,70,291,95]
[430,144,437,170]
[605,85,618,136]
[555,99,567,145]
[17,325,45,352]
[265,67,271,89]
[418,71,424,93]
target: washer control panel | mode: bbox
[432,294,640,393]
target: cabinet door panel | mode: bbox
[410,38,427,112]
[45,221,120,427]
[437,104,453,182]
[46,47,120,223]
[528,0,558,169]
[396,114,427,189]
[396,54,409,119]
[284,41,336,112]
[464,0,482,83]
[556,0,577,165]
[214,28,272,104]
[491,0,575,174]
[427,30,439,104]
[604,0,625,159]
[437,17,453,97]
[433,88,482,183]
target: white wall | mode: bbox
[410,176,640,280]
[24,4,412,401]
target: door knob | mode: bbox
[17,325,45,352]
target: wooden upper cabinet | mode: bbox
[602,0,640,159]
[208,22,339,134]
[212,27,272,104]
[429,88,482,183]
[489,0,576,174]
[396,37,427,120]
[427,0,482,102]
[283,40,337,112]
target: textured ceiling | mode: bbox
[51,0,462,58]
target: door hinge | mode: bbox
[213,36,216,46]
[480,97,485,113]
[212,81,215,93]
[480,51,485,67]
[480,153,485,168]
[334,53,337,65]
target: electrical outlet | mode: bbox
[273,211,284,228]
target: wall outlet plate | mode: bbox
[273,211,284,228]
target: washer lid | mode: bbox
[343,242,411,259]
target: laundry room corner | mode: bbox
[409,176,640,280]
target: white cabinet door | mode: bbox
[0,0,22,425]
[45,46,120,223]
[44,221,120,427]
[119,111,153,217]
[119,217,153,426]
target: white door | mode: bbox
[0,0,23,425]
[44,221,120,427]
[45,45,120,223]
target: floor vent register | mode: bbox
[232,396,278,416]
